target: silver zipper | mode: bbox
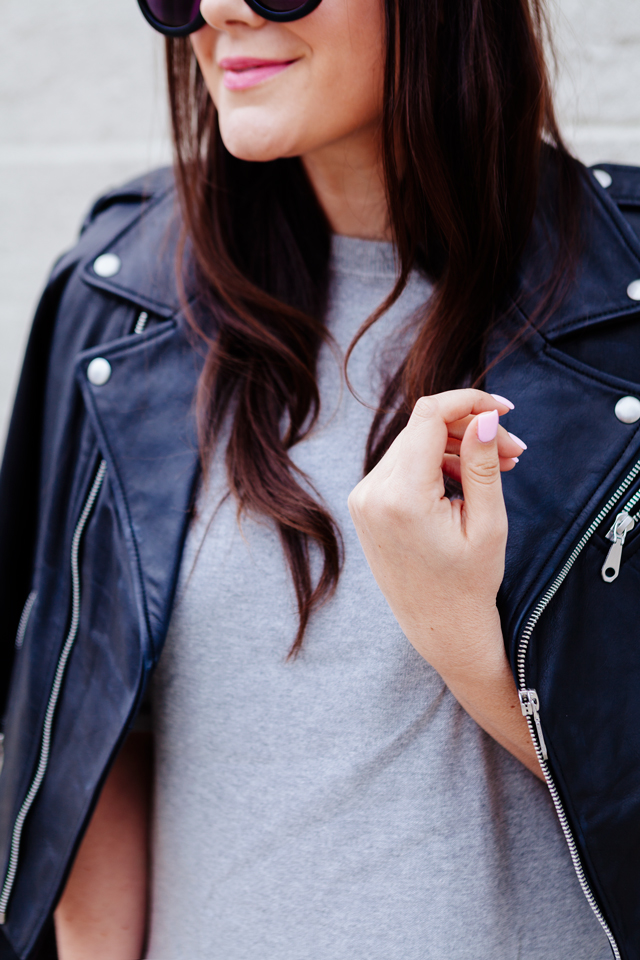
[0,460,107,925]
[516,459,640,960]
[601,512,635,581]
[518,689,547,760]
[600,485,640,583]
[14,591,37,651]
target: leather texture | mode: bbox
[1,158,640,957]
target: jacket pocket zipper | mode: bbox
[516,457,640,960]
[601,485,640,582]
[0,460,107,925]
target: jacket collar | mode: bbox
[515,164,640,340]
[79,181,187,319]
[78,159,640,342]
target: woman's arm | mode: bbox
[54,731,152,960]
[348,390,543,779]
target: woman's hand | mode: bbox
[348,389,542,777]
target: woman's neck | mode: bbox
[301,125,390,242]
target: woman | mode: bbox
[1,0,640,956]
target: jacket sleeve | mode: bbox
[0,265,74,719]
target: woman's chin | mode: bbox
[218,113,303,164]
[221,142,284,163]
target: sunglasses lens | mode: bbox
[254,0,308,10]
[146,0,201,26]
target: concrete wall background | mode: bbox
[1,0,639,439]
[553,0,640,163]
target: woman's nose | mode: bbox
[200,0,266,30]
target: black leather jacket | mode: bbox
[2,160,640,960]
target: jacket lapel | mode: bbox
[75,316,202,662]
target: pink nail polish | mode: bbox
[512,457,520,464]
[477,409,499,443]
[508,432,528,450]
[490,394,515,410]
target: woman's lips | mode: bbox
[219,57,297,90]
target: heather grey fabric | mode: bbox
[147,236,609,960]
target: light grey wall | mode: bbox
[1,0,639,439]
[553,0,640,163]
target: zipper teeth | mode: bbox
[133,311,149,335]
[606,488,640,528]
[0,460,107,923]
[516,459,640,960]
[625,487,640,515]
[14,592,37,651]
[525,720,622,960]
[624,486,640,522]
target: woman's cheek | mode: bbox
[190,27,218,76]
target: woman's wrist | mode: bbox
[438,635,542,778]
[401,601,505,686]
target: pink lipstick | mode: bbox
[220,57,297,90]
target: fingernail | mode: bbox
[490,394,514,410]
[477,409,499,443]
[508,432,528,450]
[512,457,520,464]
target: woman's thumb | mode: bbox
[459,409,507,534]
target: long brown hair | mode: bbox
[165,0,580,656]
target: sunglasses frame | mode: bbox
[137,0,322,33]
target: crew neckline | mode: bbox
[330,234,399,280]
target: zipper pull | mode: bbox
[602,511,635,583]
[519,688,548,761]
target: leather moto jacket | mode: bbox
[2,159,640,959]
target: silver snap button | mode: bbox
[592,169,612,189]
[93,253,121,278]
[627,280,640,302]
[87,357,112,386]
[615,396,640,424]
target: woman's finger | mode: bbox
[447,425,525,461]
[399,390,515,497]
[445,415,474,439]
[445,438,462,457]
[443,452,519,483]
[409,389,512,428]
[458,410,509,540]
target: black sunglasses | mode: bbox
[137,0,322,32]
